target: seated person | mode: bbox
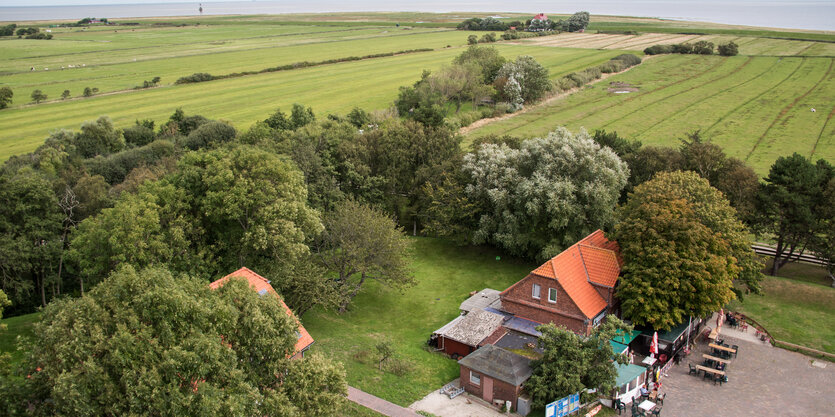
[640,385,650,398]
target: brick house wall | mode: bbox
[501,274,592,335]
[440,337,475,358]
[459,365,523,411]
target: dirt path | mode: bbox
[458,55,657,136]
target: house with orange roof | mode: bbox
[499,230,621,336]
[209,267,314,360]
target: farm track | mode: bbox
[810,104,835,157]
[744,58,829,161]
[632,57,779,139]
[598,57,755,131]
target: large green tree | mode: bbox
[315,200,414,312]
[0,265,346,416]
[461,128,628,260]
[494,55,551,105]
[756,153,834,275]
[0,87,13,109]
[615,171,762,330]
[527,317,631,407]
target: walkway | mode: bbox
[347,386,422,417]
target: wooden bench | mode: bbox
[709,343,737,354]
[695,365,725,376]
[702,354,731,364]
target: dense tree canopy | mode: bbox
[0,266,347,416]
[460,128,628,260]
[614,171,762,330]
[756,153,834,275]
[527,317,631,407]
[494,55,551,106]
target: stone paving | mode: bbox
[409,378,522,417]
[658,327,834,417]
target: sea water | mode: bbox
[0,1,833,32]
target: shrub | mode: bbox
[385,357,414,376]
[479,32,497,43]
[672,43,694,54]
[718,41,739,56]
[123,123,157,147]
[85,140,175,184]
[598,60,625,74]
[613,54,642,67]
[643,44,675,55]
[467,34,478,45]
[692,40,714,55]
[175,72,215,84]
[179,120,237,150]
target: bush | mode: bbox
[718,41,739,56]
[467,34,478,45]
[672,43,694,54]
[179,120,236,150]
[643,44,675,55]
[692,40,714,55]
[85,140,175,184]
[479,32,497,43]
[613,54,642,67]
[123,123,157,147]
[385,357,414,376]
[598,60,625,74]
[175,72,215,84]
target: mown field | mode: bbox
[466,53,835,174]
[0,24,625,160]
[516,32,835,57]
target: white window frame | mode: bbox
[548,288,557,303]
[470,370,481,385]
[532,283,541,299]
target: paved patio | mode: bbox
[658,326,834,416]
[409,378,522,417]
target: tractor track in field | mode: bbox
[631,56,781,139]
[549,56,730,130]
[794,42,817,56]
[597,56,755,131]
[704,57,810,133]
[745,58,832,161]
[810,104,835,157]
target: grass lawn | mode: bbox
[728,273,835,354]
[0,312,40,365]
[302,237,535,407]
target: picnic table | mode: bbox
[708,328,719,340]
[702,354,731,364]
[639,400,656,411]
[709,343,737,354]
[695,365,726,376]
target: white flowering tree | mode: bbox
[495,55,551,108]
[462,128,628,260]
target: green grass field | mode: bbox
[466,54,835,174]
[302,237,534,406]
[0,311,39,365]
[0,39,624,160]
[729,273,835,355]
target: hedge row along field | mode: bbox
[0,45,625,159]
[466,54,835,174]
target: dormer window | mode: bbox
[532,283,541,299]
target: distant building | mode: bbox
[532,13,548,21]
[209,267,314,360]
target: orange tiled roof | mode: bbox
[528,230,621,319]
[210,267,314,356]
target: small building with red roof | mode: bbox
[532,13,548,21]
[500,230,621,336]
[209,267,314,360]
